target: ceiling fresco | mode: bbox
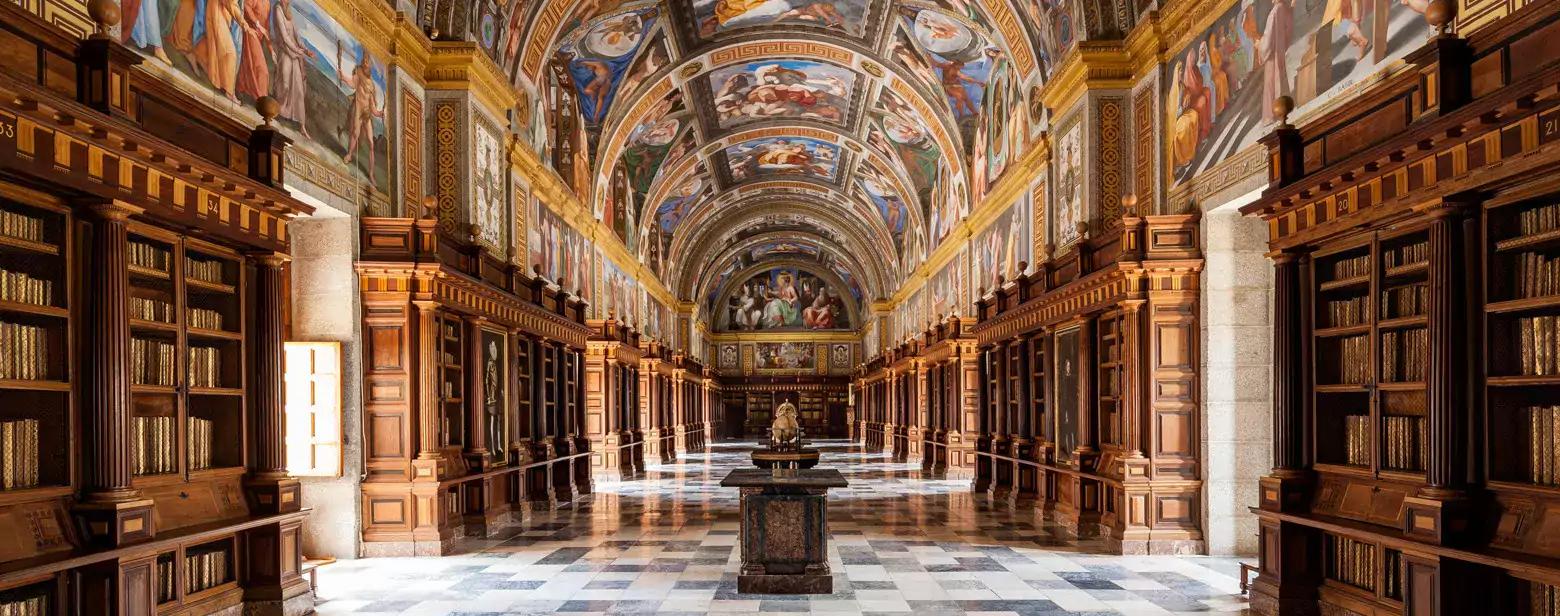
[414,0,1122,329]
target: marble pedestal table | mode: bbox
[719,468,848,594]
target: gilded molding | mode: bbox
[1039,42,1135,121]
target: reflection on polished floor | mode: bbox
[316,442,1252,615]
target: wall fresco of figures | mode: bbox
[717,267,852,332]
[473,118,506,251]
[119,0,391,192]
[927,248,967,320]
[597,252,643,325]
[529,197,594,297]
[556,8,659,143]
[969,194,1031,298]
[756,341,815,370]
[1168,0,1431,184]
[689,0,869,38]
[1054,119,1083,247]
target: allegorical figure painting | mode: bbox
[755,342,817,371]
[557,8,659,146]
[897,8,999,154]
[119,0,390,192]
[1168,0,1429,183]
[691,0,867,38]
[971,197,1030,299]
[708,60,856,129]
[720,268,851,331]
[855,163,910,255]
[725,136,840,182]
[529,198,594,297]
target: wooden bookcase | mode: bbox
[126,224,249,484]
[0,197,71,497]
[1244,8,1560,613]
[357,217,595,556]
[0,4,313,612]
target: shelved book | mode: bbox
[0,210,44,243]
[1534,581,1560,616]
[131,297,174,323]
[1331,254,1370,279]
[1336,336,1370,384]
[1517,252,1560,299]
[128,241,171,273]
[1519,203,1560,236]
[1382,415,1427,471]
[131,337,176,386]
[184,549,230,594]
[0,592,47,616]
[131,415,178,475]
[1327,296,1369,327]
[1383,241,1428,270]
[187,346,221,388]
[1515,316,1560,375]
[188,307,223,330]
[0,321,48,380]
[1344,415,1371,466]
[1381,284,1427,319]
[185,257,224,285]
[187,417,214,470]
[1325,534,1376,591]
[1527,406,1560,485]
[156,558,177,603]
[1381,329,1428,382]
[0,418,40,489]
[0,269,52,307]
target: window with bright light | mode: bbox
[284,341,342,477]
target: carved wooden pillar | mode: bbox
[1261,251,1311,512]
[75,200,155,547]
[1406,203,1472,545]
[246,252,301,514]
[412,301,448,486]
[465,317,490,470]
[1075,319,1098,472]
[1120,300,1147,461]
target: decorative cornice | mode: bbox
[389,12,435,75]
[424,42,518,119]
[1040,41,1135,116]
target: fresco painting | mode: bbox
[1055,121,1083,247]
[749,240,821,261]
[928,249,966,319]
[599,253,642,325]
[1018,0,1075,76]
[719,268,850,331]
[709,60,856,129]
[866,88,943,210]
[725,136,840,182]
[898,8,999,155]
[529,198,594,298]
[119,0,391,192]
[556,8,659,142]
[691,0,868,38]
[970,197,1031,299]
[473,121,506,251]
[855,163,911,254]
[755,342,816,371]
[1168,0,1430,183]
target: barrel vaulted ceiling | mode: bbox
[418,0,1138,325]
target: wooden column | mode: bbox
[1405,203,1472,545]
[465,317,490,469]
[413,301,446,477]
[1260,251,1311,512]
[75,200,155,547]
[246,252,301,514]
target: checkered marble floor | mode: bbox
[316,441,1254,615]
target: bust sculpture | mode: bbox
[770,400,801,451]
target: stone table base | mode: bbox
[720,469,848,595]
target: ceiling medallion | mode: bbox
[860,60,883,78]
[679,62,704,79]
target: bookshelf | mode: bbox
[1309,229,1430,478]
[0,198,70,497]
[126,225,248,483]
[439,314,466,449]
[1096,315,1123,448]
[1486,196,1560,491]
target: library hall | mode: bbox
[0,0,1556,613]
